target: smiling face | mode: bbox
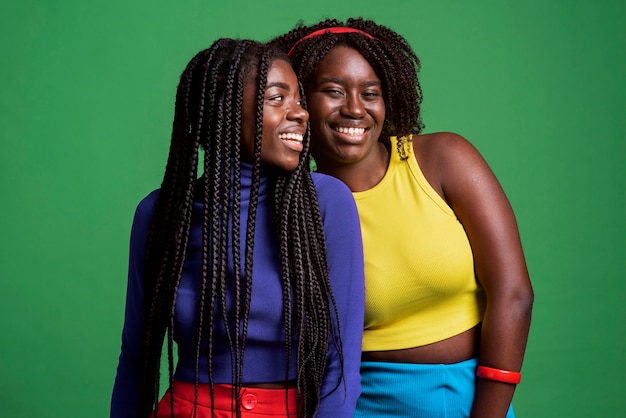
[305,45,386,167]
[241,59,308,172]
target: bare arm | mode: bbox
[415,132,534,417]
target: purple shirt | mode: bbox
[111,167,364,417]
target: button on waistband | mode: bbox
[241,393,257,410]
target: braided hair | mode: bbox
[269,17,425,148]
[138,38,342,417]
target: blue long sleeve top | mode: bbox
[111,166,365,417]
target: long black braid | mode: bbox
[269,17,425,153]
[137,38,342,417]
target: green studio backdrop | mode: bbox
[1,0,624,416]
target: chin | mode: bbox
[264,162,300,173]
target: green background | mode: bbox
[1,0,624,416]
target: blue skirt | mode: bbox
[353,358,515,418]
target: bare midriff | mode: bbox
[361,325,480,364]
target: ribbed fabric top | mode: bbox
[353,136,485,351]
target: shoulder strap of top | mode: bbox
[390,134,414,162]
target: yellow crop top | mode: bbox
[354,135,486,351]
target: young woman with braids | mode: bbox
[270,18,534,418]
[111,38,365,418]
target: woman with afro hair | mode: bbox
[271,18,533,418]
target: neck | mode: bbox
[314,142,389,192]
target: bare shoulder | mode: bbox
[411,132,487,197]
[412,131,481,161]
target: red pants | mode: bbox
[152,381,298,417]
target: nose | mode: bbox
[340,92,366,119]
[288,101,309,124]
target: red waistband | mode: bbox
[155,381,298,415]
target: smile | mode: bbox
[335,127,367,135]
[278,132,304,142]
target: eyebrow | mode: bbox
[317,76,381,88]
[266,81,292,91]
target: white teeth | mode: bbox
[336,127,366,135]
[279,133,303,142]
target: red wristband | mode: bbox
[476,365,522,384]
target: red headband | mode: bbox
[287,27,374,58]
